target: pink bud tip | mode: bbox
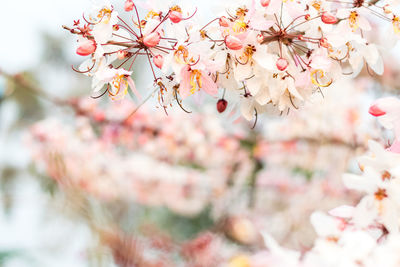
[169,11,183,23]
[256,34,264,44]
[369,105,386,117]
[276,58,289,71]
[124,0,134,12]
[225,35,243,50]
[76,40,96,56]
[217,99,228,113]
[153,55,164,69]
[219,16,230,27]
[143,32,161,48]
[321,12,338,24]
[383,4,392,14]
[260,0,271,7]
[319,38,329,48]
[117,50,127,60]
[94,111,106,122]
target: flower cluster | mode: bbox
[66,0,400,120]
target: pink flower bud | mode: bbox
[256,34,264,44]
[219,16,230,27]
[319,38,329,48]
[321,12,338,24]
[225,35,243,50]
[76,40,96,56]
[169,11,183,23]
[260,0,270,7]
[276,58,289,71]
[94,111,105,122]
[383,4,392,14]
[117,50,127,60]
[217,99,228,113]
[153,55,164,69]
[369,104,386,117]
[143,32,161,47]
[124,0,134,12]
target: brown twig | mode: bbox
[0,69,367,151]
[62,25,140,48]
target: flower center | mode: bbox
[145,11,160,20]
[393,16,400,34]
[349,11,359,31]
[232,20,248,33]
[109,74,129,99]
[375,188,388,201]
[97,7,112,23]
[170,5,182,13]
[382,171,392,181]
[190,70,203,94]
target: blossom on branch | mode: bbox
[65,0,400,120]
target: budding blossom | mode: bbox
[153,54,164,69]
[321,12,338,24]
[143,32,161,47]
[369,97,400,152]
[65,0,400,120]
[276,58,289,71]
[169,10,183,23]
[76,39,97,56]
[225,35,244,50]
[124,0,134,12]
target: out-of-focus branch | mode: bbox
[264,136,365,150]
[0,69,367,150]
[0,69,116,123]
[0,69,67,106]
[62,25,140,48]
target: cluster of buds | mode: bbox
[65,0,400,121]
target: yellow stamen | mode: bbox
[170,5,182,13]
[349,11,359,32]
[145,10,160,20]
[109,74,129,100]
[243,45,256,60]
[235,8,248,19]
[232,19,247,33]
[311,0,322,11]
[393,16,400,34]
[189,70,202,95]
[97,7,112,23]
[311,69,333,87]
[174,46,189,64]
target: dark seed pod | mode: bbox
[217,99,228,113]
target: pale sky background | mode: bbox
[0,0,217,73]
[0,0,91,73]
